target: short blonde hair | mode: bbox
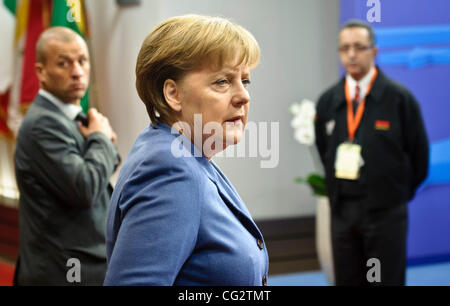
[136,14,261,124]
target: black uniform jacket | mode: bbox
[315,68,429,211]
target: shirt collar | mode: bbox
[38,89,83,120]
[345,65,376,91]
[345,66,376,101]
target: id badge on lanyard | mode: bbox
[335,68,377,180]
[335,142,362,180]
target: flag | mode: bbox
[50,0,90,113]
[4,0,90,137]
[0,0,15,139]
[0,0,18,199]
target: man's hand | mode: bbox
[78,108,118,145]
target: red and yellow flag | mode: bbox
[0,0,15,138]
[0,0,89,138]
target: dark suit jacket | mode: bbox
[315,69,429,211]
[14,94,121,285]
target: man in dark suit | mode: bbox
[14,27,121,285]
[315,20,429,285]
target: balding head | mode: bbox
[34,26,90,105]
[36,27,86,64]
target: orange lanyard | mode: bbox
[344,68,378,141]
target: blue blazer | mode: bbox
[104,123,269,285]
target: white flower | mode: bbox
[294,126,315,145]
[290,115,303,129]
[289,103,302,116]
[290,99,316,146]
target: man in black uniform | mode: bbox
[315,20,429,286]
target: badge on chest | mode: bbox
[335,142,363,180]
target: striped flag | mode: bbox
[2,0,90,137]
[0,0,17,199]
[50,0,90,113]
[0,0,15,138]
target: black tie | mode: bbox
[75,112,88,127]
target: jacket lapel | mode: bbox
[34,95,86,148]
[331,77,347,112]
[366,67,388,104]
[207,161,264,240]
[333,67,388,109]
[157,123,265,240]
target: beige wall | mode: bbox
[85,0,340,220]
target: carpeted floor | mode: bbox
[268,261,450,286]
[0,261,14,286]
[2,260,449,286]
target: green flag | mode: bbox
[3,0,16,14]
[51,0,90,113]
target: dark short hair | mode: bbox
[340,19,376,46]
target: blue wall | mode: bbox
[340,0,450,265]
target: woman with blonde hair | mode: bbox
[104,15,269,286]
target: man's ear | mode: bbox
[35,62,45,84]
[163,79,182,112]
[372,46,379,59]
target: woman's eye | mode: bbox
[242,79,251,87]
[215,79,229,86]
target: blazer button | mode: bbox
[257,239,264,250]
[262,275,267,286]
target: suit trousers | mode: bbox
[331,196,408,286]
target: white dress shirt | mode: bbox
[38,89,83,120]
[345,66,376,103]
